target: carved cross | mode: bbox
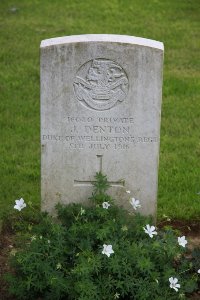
[74,155,125,187]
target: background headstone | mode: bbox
[40,34,164,216]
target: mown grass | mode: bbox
[0,0,199,220]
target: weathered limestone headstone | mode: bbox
[40,34,164,216]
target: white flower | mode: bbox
[56,263,62,270]
[47,240,51,244]
[114,292,120,299]
[121,225,128,232]
[178,236,188,248]
[102,244,114,257]
[143,224,157,238]
[14,198,26,211]
[169,277,180,292]
[102,202,110,209]
[197,269,200,274]
[130,197,141,210]
[31,235,36,242]
[80,207,85,215]
[126,190,131,194]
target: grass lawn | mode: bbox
[0,0,199,221]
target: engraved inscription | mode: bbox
[42,115,158,151]
[73,59,129,111]
[42,134,158,150]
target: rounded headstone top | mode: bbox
[40,34,164,51]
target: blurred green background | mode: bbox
[0,0,199,220]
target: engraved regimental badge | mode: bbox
[73,59,129,111]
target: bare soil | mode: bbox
[0,220,199,300]
[0,228,15,300]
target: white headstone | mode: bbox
[40,34,164,216]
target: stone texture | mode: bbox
[40,34,164,216]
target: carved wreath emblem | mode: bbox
[73,59,129,111]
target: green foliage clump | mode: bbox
[6,173,199,299]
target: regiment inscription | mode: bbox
[42,115,158,151]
